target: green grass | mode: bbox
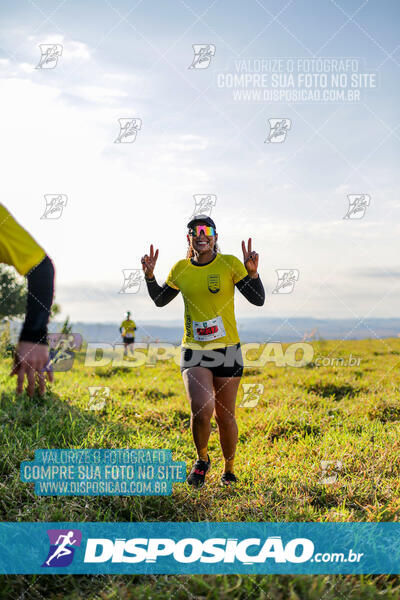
[1,337,400,598]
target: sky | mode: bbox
[1,0,399,325]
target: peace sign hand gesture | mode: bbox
[141,244,159,279]
[241,238,259,278]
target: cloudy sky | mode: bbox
[1,0,399,324]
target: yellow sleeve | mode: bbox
[165,261,181,290]
[0,204,46,275]
[230,255,248,284]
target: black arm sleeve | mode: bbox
[235,275,265,306]
[145,278,179,307]
[19,255,55,344]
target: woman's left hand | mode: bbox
[241,238,259,277]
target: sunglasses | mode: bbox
[189,225,216,237]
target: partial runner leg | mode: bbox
[213,376,241,481]
[182,366,214,487]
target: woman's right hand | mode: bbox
[141,244,159,278]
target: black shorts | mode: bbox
[180,343,244,378]
[123,337,134,344]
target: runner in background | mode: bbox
[141,215,265,488]
[0,204,55,396]
[119,311,136,356]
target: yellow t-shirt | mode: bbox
[0,204,46,275]
[120,319,136,337]
[166,253,248,349]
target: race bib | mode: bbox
[192,316,226,341]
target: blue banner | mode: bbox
[0,522,399,574]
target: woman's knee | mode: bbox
[215,410,236,428]
[191,404,214,425]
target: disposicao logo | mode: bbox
[42,529,82,567]
[83,536,314,564]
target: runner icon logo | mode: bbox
[42,529,82,567]
[114,118,142,143]
[191,194,217,217]
[208,274,220,293]
[119,269,144,294]
[188,44,216,69]
[45,333,83,372]
[343,194,370,219]
[272,269,299,294]
[265,118,291,143]
[36,44,63,69]
[41,194,68,220]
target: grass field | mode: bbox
[1,336,400,599]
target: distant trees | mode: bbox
[0,265,27,320]
[0,264,62,354]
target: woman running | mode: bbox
[141,215,265,488]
